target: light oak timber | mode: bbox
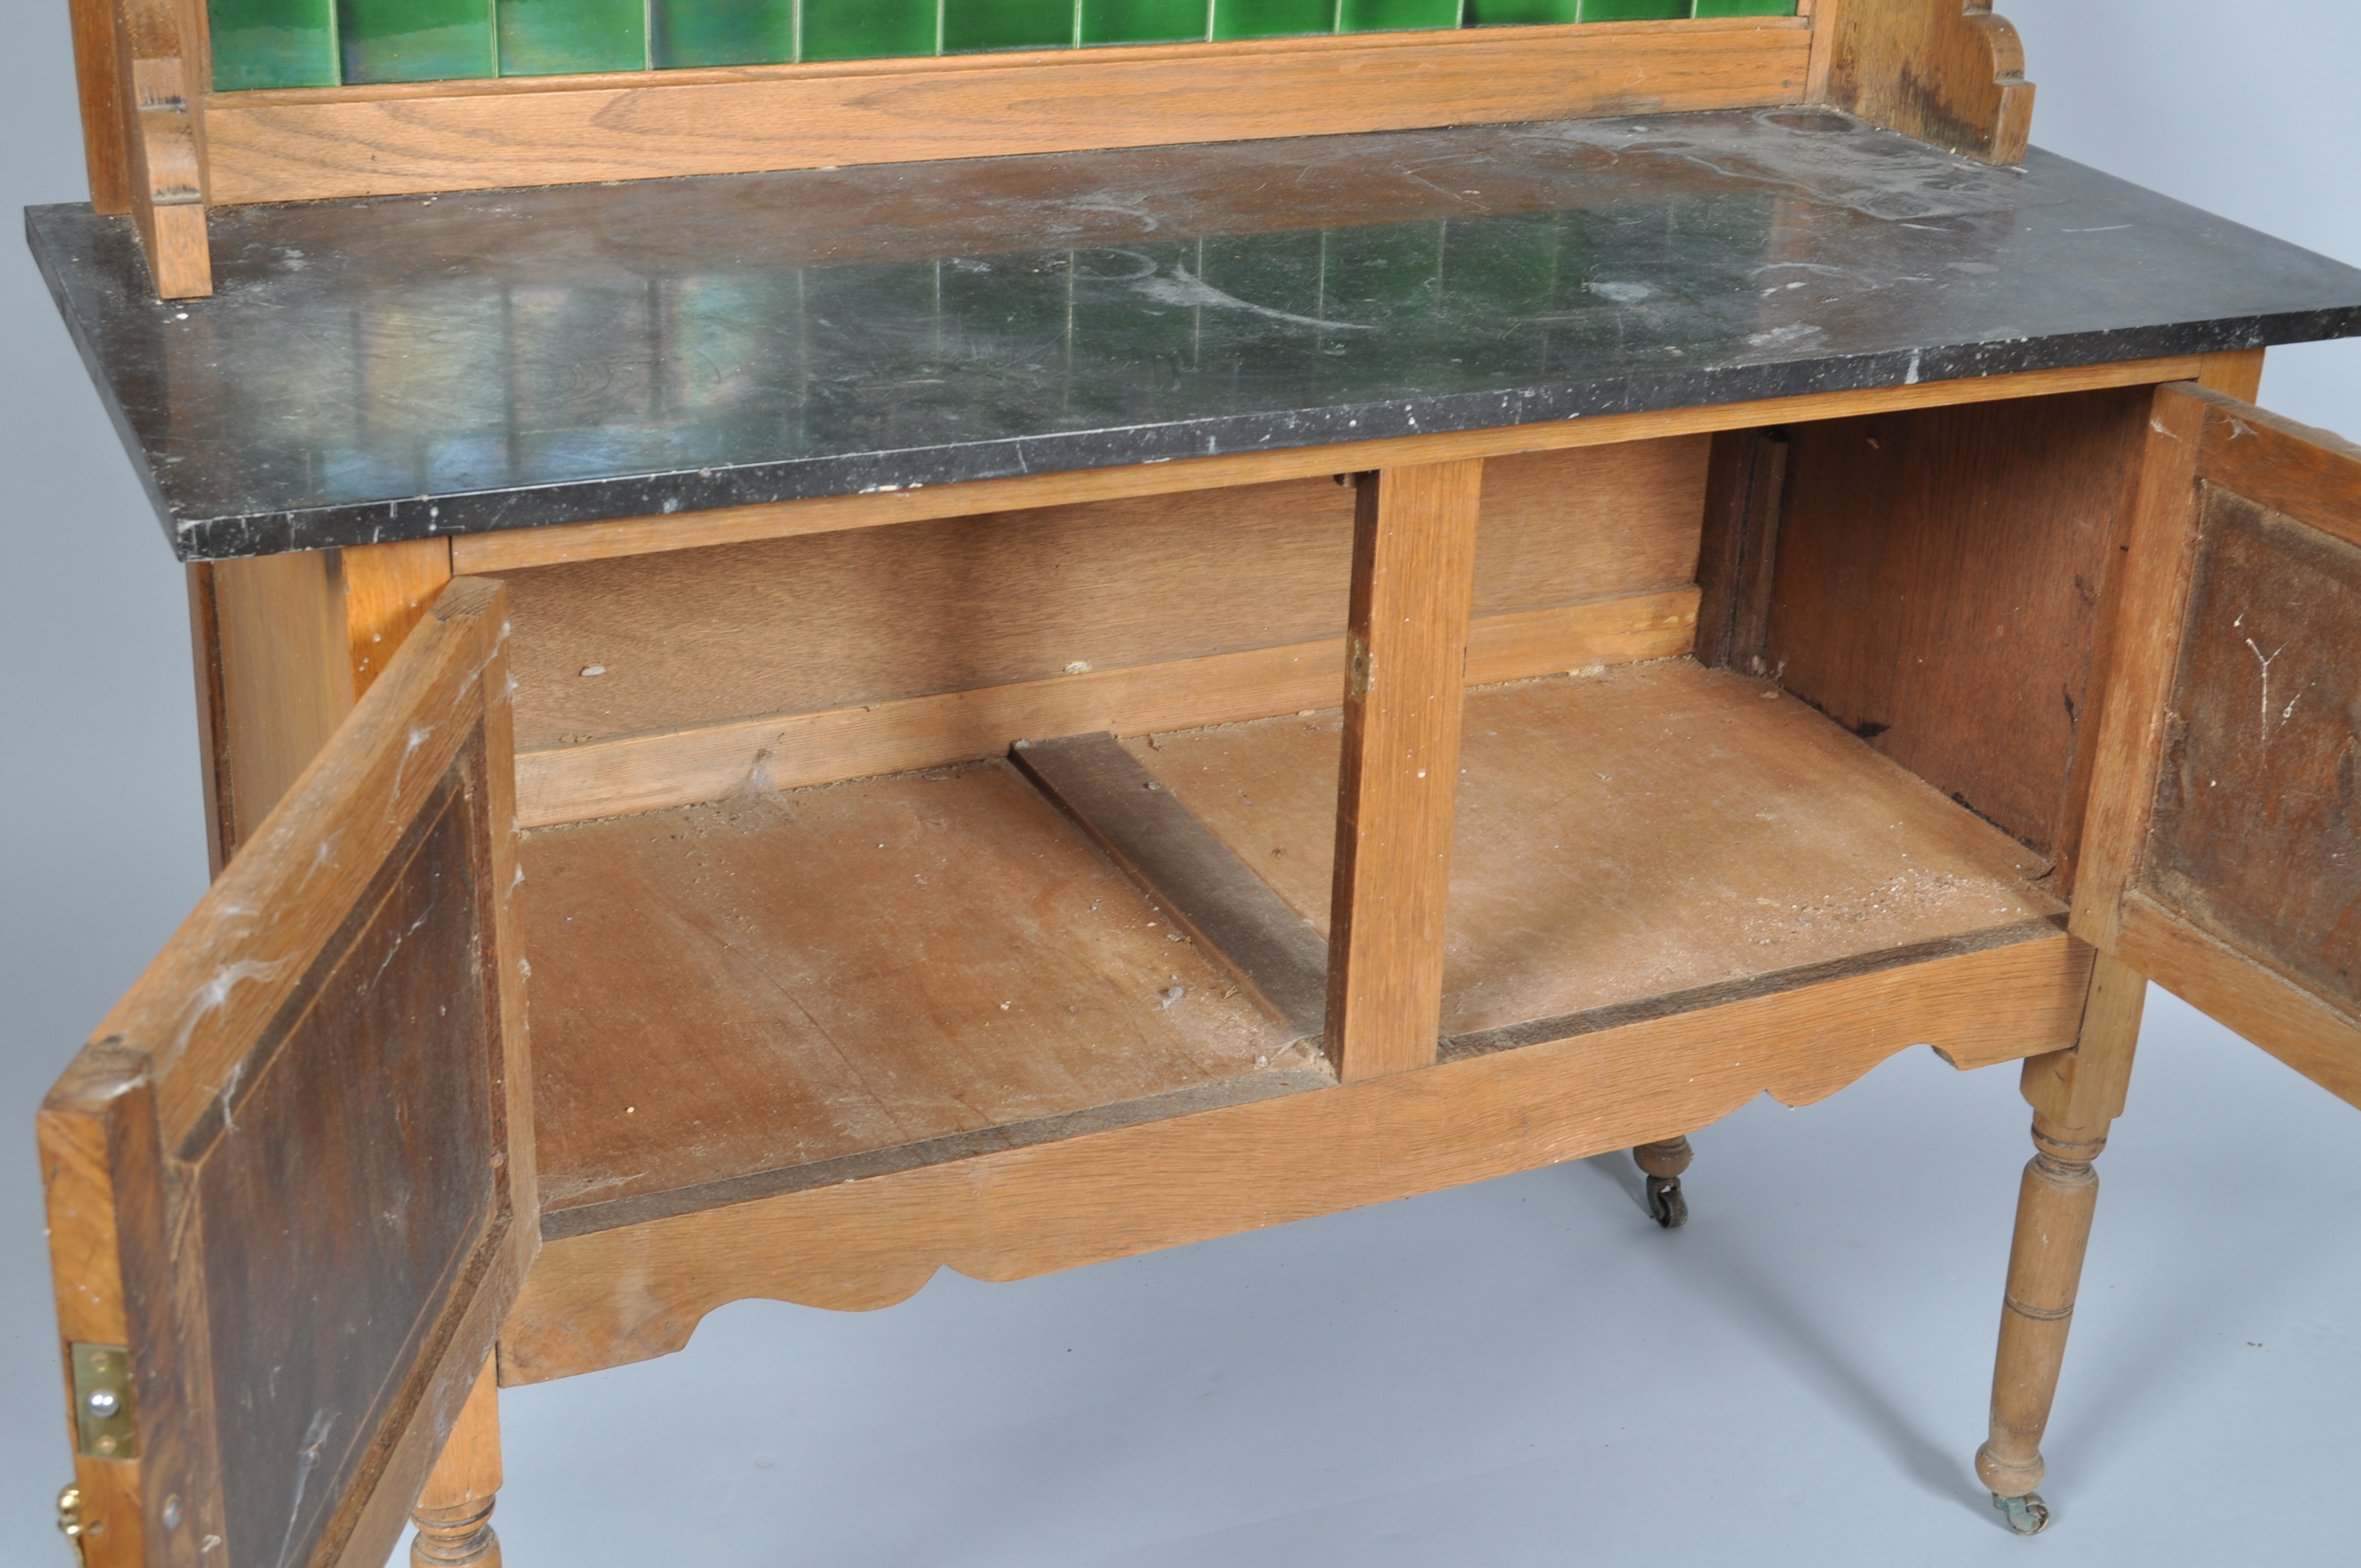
[1771,386,2152,860]
[2064,384,2207,951]
[2114,893,2361,1112]
[112,0,212,297]
[2072,384,2361,1101]
[410,1357,504,1568]
[1975,948,2142,1514]
[501,442,1702,754]
[452,355,2235,574]
[518,761,1306,1224]
[208,548,349,861]
[202,539,454,861]
[1324,461,1484,1082]
[50,578,533,1568]
[1820,0,2033,166]
[2194,390,2361,543]
[1012,733,1330,1040]
[513,586,1697,828]
[2196,346,2266,403]
[345,537,457,699]
[37,1055,154,1568]
[1800,0,1839,102]
[1131,665,2061,1040]
[521,661,2058,1235]
[69,0,132,214]
[498,928,2092,1383]
[200,21,1809,207]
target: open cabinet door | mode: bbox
[2075,383,2361,1105]
[39,578,531,1568]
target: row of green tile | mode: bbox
[211,0,1795,91]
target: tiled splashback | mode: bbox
[211,0,1796,90]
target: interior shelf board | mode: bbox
[1126,659,2064,1040]
[522,656,2063,1242]
[520,759,1313,1229]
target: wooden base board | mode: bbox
[499,925,2090,1382]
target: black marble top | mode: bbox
[29,108,2361,561]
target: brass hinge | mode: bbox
[70,1343,137,1459]
[57,1484,86,1564]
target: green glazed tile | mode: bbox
[1338,0,1461,32]
[1691,0,1792,15]
[500,0,645,74]
[802,0,937,59]
[1462,0,1573,21]
[1576,0,1688,18]
[656,0,795,67]
[1079,0,1206,45]
[340,0,496,84]
[211,0,340,89]
[1211,0,1332,37]
[946,0,1076,52]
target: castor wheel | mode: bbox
[1644,1175,1688,1228]
[1991,1492,2050,1536]
[1632,1136,1693,1227]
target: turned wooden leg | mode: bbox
[1975,952,2144,1535]
[413,1357,503,1567]
[1632,1136,1693,1228]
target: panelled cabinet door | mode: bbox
[2074,383,2361,1103]
[38,578,532,1568]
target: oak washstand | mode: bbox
[28,2,2361,1561]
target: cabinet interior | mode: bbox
[504,387,2140,1238]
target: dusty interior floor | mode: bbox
[1131,660,2061,1038]
[520,760,1308,1216]
[521,658,2061,1218]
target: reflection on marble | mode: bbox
[26,109,2361,559]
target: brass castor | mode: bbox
[1991,1492,2051,1536]
[1631,1136,1693,1229]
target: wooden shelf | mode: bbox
[520,761,1315,1235]
[521,656,2060,1242]
[1131,660,2063,1050]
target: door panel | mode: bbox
[2074,384,2361,1104]
[39,577,530,1568]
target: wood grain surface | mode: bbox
[1013,733,1330,1039]
[1133,661,2061,1038]
[519,761,1307,1224]
[42,579,532,1568]
[501,927,2089,1380]
[200,538,454,864]
[514,656,2065,1277]
[513,587,1697,827]
[2070,382,2361,1106]
[501,441,1705,752]
[200,21,1810,206]
[1769,386,2153,860]
[1324,462,1484,1081]
[1818,0,2034,164]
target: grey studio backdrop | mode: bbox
[2,3,2356,1564]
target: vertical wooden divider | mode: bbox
[1323,460,1484,1082]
